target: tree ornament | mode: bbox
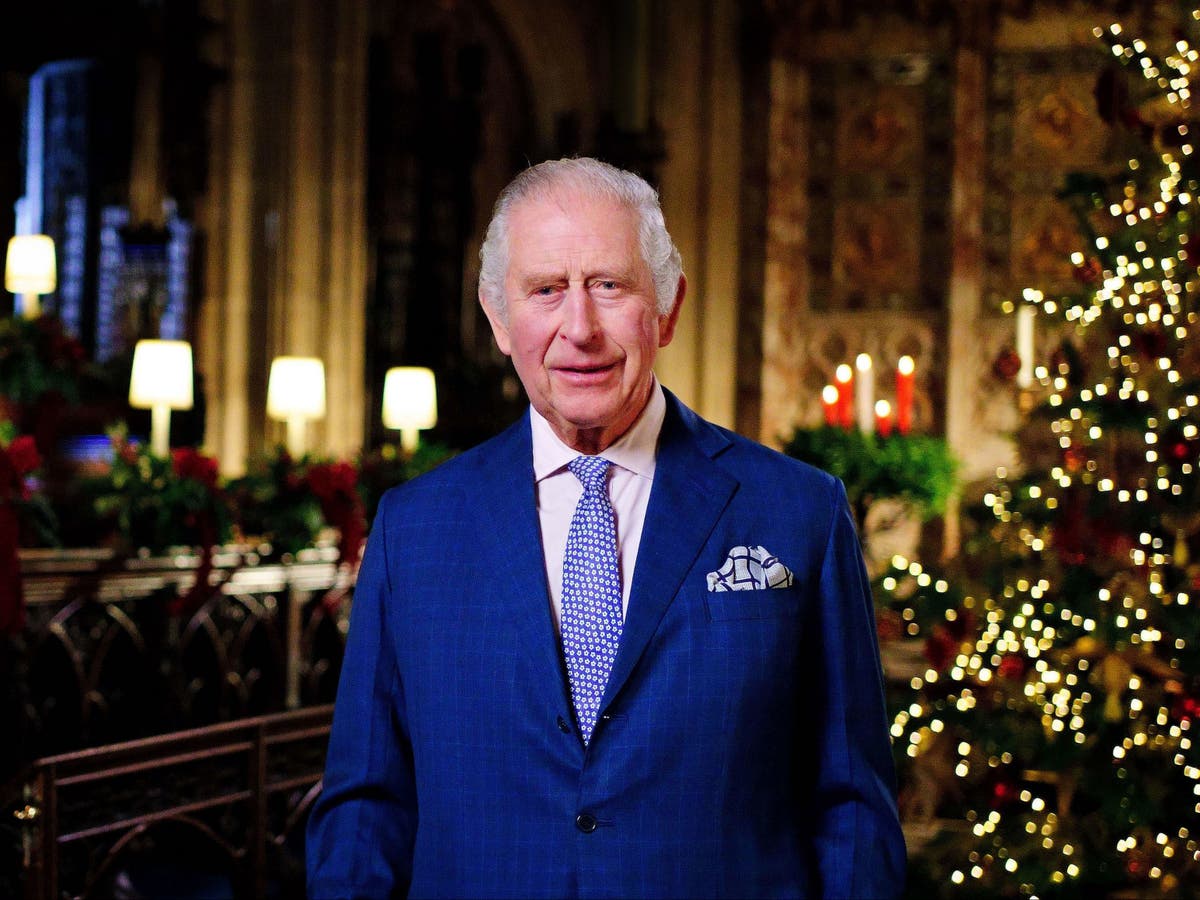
[1185,231,1200,263]
[1173,695,1200,723]
[997,653,1028,680]
[991,777,1018,807]
[1073,257,1103,284]
[1098,653,1134,722]
[992,347,1021,381]
[1134,327,1168,359]
[1063,446,1087,473]
[1050,339,1086,387]
[923,625,959,671]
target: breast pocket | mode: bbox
[704,587,804,622]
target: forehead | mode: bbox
[505,189,642,275]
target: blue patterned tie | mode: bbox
[560,456,623,745]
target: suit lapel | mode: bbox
[473,414,572,708]
[599,392,738,715]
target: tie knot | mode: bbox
[567,455,612,493]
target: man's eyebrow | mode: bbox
[515,267,566,287]
[514,264,639,289]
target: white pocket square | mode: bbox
[706,545,794,592]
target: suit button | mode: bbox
[575,813,598,834]
[557,715,571,734]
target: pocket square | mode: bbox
[706,545,794,592]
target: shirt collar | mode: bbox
[531,379,665,482]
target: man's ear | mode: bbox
[657,274,686,348]
[480,291,512,356]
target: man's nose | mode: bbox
[560,286,601,344]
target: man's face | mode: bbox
[483,189,684,454]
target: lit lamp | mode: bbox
[267,356,326,457]
[129,339,194,457]
[5,234,56,318]
[382,366,437,453]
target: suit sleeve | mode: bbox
[307,493,417,899]
[805,478,906,898]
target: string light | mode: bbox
[877,11,1200,896]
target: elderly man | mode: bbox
[307,158,905,899]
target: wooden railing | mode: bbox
[4,705,333,900]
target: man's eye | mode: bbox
[534,285,557,296]
[593,280,619,291]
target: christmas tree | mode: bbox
[885,12,1200,898]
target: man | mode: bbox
[307,158,905,899]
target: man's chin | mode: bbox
[541,400,625,446]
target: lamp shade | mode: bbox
[5,235,57,294]
[129,339,194,409]
[382,367,437,430]
[267,356,326,420]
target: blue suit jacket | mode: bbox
[307,392,905,899]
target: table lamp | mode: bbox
[5,235,57,319]
[382,366,437,453]
[129,339,194,457]
[267,356,326,457]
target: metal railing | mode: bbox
[5,705,333,900]
[10,547,352,765]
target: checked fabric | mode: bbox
[560,455,623,745]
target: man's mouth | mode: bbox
[554,362,618,381]
[559,363,614,373]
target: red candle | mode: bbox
[821,385,838,426]
[875,400,893,437]
[895,355,915,434]
[834,364,854,429]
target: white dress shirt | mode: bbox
[531,381,666,631]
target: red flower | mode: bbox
[306,461,358,501]
[304,460,366,570]
[113,434,139,464]
[171,448,220,489]
[6,435,40,477]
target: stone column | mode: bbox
[198,0,255,474]
[943,1,992,556]
[322,0,369,459]
[198,0,368,472]
[656,0,743,431]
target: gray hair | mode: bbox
[478,157,683,319]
